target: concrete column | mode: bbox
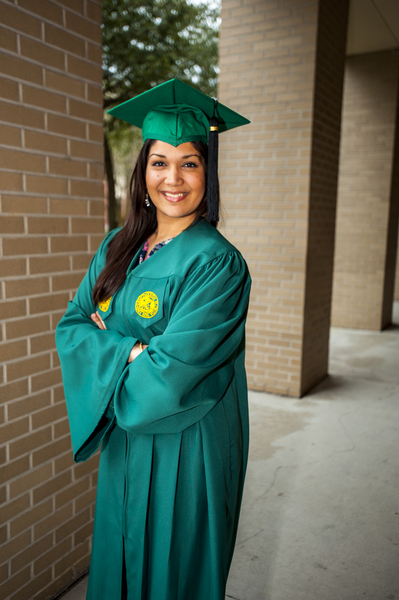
[331,52,399,330]
[219,0,349,396]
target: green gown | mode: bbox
[55,217,251,600]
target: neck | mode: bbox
[153,213,197,241]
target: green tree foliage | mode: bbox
[102,0,220,229]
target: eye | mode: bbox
[151,160,166,167]
[183,162,199,168]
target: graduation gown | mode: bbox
[55,218,252,600]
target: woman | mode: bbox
[56,79,251,600]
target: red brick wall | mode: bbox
[0,1,104,599]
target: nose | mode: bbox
[164,165,183,186]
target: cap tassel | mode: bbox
[207,99,219,223]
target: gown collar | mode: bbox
[126,217,207,278]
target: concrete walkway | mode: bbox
[60,304,399,600]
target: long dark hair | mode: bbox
[92,139,217,304]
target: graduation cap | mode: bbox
[107,79,250,222]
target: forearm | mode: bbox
[91,310,148,363]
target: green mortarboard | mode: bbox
[107,79,250,221]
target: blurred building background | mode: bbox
[0,0,398,598]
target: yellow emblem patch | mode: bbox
[98,297,112,312]
[135,291,159,319]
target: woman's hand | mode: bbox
[91,311,106,330]
[128,342,149,363]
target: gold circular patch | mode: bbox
[135,291,159,319]
[98,297,112,312]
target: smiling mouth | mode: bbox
[161,191,188,202]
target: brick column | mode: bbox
[395,237,399,302]
[382,93,399,323]
[331,52,399,330]
[0,1,104,599]
[218,0,349,396]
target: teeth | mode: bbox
[164,192,186,199]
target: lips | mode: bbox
[161,191,188,203]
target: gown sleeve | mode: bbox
[113,251,251,435]
[55,230,138,462]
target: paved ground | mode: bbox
[60,304,399,600]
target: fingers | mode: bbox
[127,342,140,363]
[90,313,99,327]
[127,342,149,364]
[96,311,107,330]
[90,312,107,330]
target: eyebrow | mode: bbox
[149,153,201,159]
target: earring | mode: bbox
[145,192,151,207]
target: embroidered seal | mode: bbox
[98,297,112,312]
[135,291,159,319]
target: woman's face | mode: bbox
[145,140,206,224]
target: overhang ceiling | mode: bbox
[347,0,399,55]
